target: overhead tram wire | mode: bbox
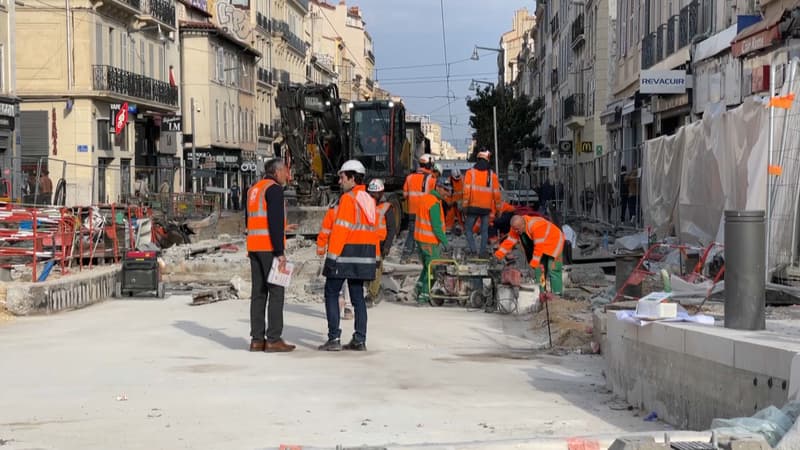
[439,0,455,141]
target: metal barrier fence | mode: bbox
[551,145,642,228]
[0,155,241,211]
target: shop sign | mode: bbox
[640,70,687,94]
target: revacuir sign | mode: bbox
[640,70,687,94]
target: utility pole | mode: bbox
[492,106,499,176]
[191,97,197,193]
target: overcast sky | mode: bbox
[358,0,536,154]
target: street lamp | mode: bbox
[469,79,495,90]
[471,45,503,61]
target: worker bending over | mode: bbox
[494,214,565,295]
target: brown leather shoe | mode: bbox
[249,340,266,352]
[265,339,296,353]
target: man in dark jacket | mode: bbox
[246,159,298,353]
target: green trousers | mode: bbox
[533,254,563,295]
[367,260,383,301]
[415,242,440,303]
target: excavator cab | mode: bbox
[349,100,407,191]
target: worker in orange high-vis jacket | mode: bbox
[317,200,355,320]
[445,169,465,232]
[318,160,379,352]
[402,153,436,258]
[414,178,451,305]
[494,214,565,295]
[463,150,502,257]
[246,158,298,353]
[366,178,397,307]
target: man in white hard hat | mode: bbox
[366,178,397,307]
[319,160,379,352]
[402,154,436,260]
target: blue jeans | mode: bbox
[465,213,489,255]
[403,214,417,256]
[324,277,367,343]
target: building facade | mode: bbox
[16,0,180,205]
[0,0,20,200]
[179,0,259,203]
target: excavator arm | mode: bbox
[275,83,347,206]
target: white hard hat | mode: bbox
[367,178,385,192]
[477,150,491,160]
[433,163,443,174]
[419,154,433,164]
[339,159,366,175]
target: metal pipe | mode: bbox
[767,56,776,281]
[65,0,73,90]
[492,106,499,180]
[191,97,197,193]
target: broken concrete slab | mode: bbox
[2,265,119,315]
[608,436,665,450]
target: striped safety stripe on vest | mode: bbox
[464,168,500,210]
[414,194,443,244]
[404,171,435,214]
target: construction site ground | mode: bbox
[0,289,668,449]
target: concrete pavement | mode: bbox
[0,295,664,449]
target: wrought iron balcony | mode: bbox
[278,70,290,84]
[139,0,175,29]
[258,122,272,139]
[571,13,585,48]
[271,18,288,36]
[563,93,585,121]
[256,12,271,32]
[667,15,677,56]
[366,49,375,63]
[642,32,656,69]
[257,67,274,85]
[365,78,374,90]
[678,0,698,49]
[550,13,559,39]
[656,23,665,62]
[92,65,178,108]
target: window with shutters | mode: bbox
[0,44,4,93]
[109,28,115,66]
[140,41,145,74]
[223,102,228,141]
[95,24,103,65]
[217,47,225,82]
[97,120,111,150]
[148,44,155,77]
[120,36,127,70]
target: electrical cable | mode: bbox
[439,0,455,142]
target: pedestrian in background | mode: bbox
[318,160,378,352]
[246,158,297,353]
[38,169,53,205]
[230,182,241,210]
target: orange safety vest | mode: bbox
[414,192,445,245]
[324,185,379,280]
[376,201,390,243]
[494,215,564,268]
[450,177,464,203]
[316,203,338,255]
[246,178,287,252]
[463,168,501,213]
[403,169,435,215]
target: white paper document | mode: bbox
[268,259,294,287]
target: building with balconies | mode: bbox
[271,0,309,88]
[15,0,179,205]
[309,1,375,101]
[0,0,21,198]
[251,0,278,159]
[179,17,260,202]
[499,8,534,89]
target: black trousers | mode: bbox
[249,251,285,342]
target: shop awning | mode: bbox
[694,24,738,63]
[731,7,787,57]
